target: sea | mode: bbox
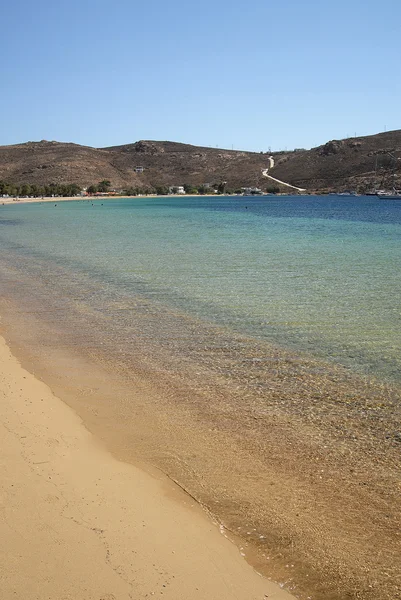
[1,194,401,599]
[0,194,400,383]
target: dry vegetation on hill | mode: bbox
[0,130,400,193]
[271,130,401,192]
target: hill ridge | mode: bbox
[1,130,400,193]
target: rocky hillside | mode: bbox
[0,130,400,193]
[270,130,401,193]
[0,141,139,189]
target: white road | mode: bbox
[262,156,306,192]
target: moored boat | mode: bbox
[377,189,401,199]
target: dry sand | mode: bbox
[1,196,130,205]
[0,334,295,600]
[0,194,221,205]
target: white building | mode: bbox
[241,187,263,195]
[169,186,185,195]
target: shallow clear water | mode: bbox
[1,195,400,381]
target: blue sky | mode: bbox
[1,0,400,151]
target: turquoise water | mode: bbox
[1,195,400,381]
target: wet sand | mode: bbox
[1,288,400,600]
[0,334,294,600]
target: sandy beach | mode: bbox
[0,194,222,205]
[1,196,400,600]
[2,294,400,600]
[0,334,294,600]
[1,196,130,205]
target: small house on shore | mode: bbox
[169,186,185,195]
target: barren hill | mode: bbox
[0,141,137,189]
[270,130,401,192]
[0,130,400,193]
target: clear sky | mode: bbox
[1,0,400,151]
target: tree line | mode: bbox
[0,179,115,198]
[122,182,229,196]
[1,178,281,199]
[0,180,81,197]
[86,180,112,194]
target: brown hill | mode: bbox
[0,140,140,189]
[270,130,401,193]
[102,140,270,189]
[0,130,400,193]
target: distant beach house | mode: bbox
[135,166,144,173]
[242,187,263,195]
[169,185,185,195]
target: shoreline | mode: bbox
[1,198,400,600]
[1,288,400,600]
[1,194,233,205]
[0,332,294,600]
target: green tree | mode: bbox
[97,179,111,193]
[87,184,98,194]
[183,183,197,194]
[32,185,45,197]
[20,184,31,196]
[29,184,39,197]
[124,187,138,196]
[155,185,169,195]
[9,185,19,197]
[69,183,81,196]
[46,183,58,197]
[266,185,280,194]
